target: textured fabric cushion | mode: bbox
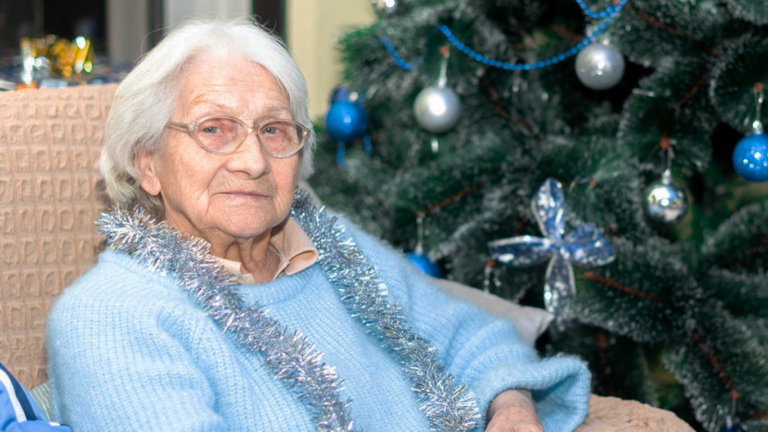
[0,84,118,389]
[575,396,694,432]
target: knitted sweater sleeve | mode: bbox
[46,252,230,432]
[341,217,591,432]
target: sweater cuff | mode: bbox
[471,354,591,432]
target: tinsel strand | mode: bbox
[97,190,480,432]
[291,190,481,431]
[97,207,358,432]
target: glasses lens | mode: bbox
[196,117,245,153]
[259,121,304,157]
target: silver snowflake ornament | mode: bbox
[488,179,616,329]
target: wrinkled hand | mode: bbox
[484,389,544,432]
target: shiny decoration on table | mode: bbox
[98,189,480,431]
[645,169,689,225]
[575,42,625,90]
[3,35,122,90]
[19,35,94,84]
[488,179,616,329]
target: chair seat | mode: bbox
[576,396,694,432]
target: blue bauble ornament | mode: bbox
[325,101,369,142]
[406,251,441,277]
[733,132,768,182]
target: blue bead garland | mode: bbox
[575,0,627,20]
[381,0,626,72]
[379,38,424,70]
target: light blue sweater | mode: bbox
[46,218,590,432]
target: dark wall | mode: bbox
[0,0,105,56]
[252,0,285,41]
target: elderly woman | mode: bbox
[45,19,590,432]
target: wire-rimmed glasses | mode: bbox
[166,116,310,158]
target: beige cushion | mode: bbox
[0,83,117,389]
[433,278,553,345]
[575,395,695,432]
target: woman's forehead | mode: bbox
[182,94,290,116]
[177,55,290,115]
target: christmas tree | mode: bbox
[307,0,768,430]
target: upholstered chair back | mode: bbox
[0,84,118,389]
[0,83,699,432]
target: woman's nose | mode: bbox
[225,132,270,178]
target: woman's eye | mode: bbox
[262,125,284,135]
[201,126,221,134]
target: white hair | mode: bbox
[100,18,315,216]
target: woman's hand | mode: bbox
[485,389,544,432]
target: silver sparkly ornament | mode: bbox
[414,86,462,134]
[414,49,461,134]
[575,42,625,91]
[488,179,616,330]
[645,169,688,226]
[371,0,397,14]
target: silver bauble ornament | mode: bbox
[645,169,688,226]
[575,43,625,91]
[413,86,462,134]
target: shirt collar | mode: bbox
[214,217,318,283]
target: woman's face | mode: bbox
[138,54,299,247]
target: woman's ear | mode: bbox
[135,150,162,196]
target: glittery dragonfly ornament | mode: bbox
[488,179,616,330]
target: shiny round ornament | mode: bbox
[413,86,462,134]
[325,100,368,142]
[732,132,768,182]
[645,170,688,226]
[406,250,441,277]
[575,43,625,91]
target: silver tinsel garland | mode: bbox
[97,190,479,432]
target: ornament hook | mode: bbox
[483,260,501,294]
[753,82,764,134]
[415,213,425,253]
[437,46,450,88]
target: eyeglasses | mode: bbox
[166,116,310,158]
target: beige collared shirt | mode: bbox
[214,217,319,283]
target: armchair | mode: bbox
[0,84,694,432]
